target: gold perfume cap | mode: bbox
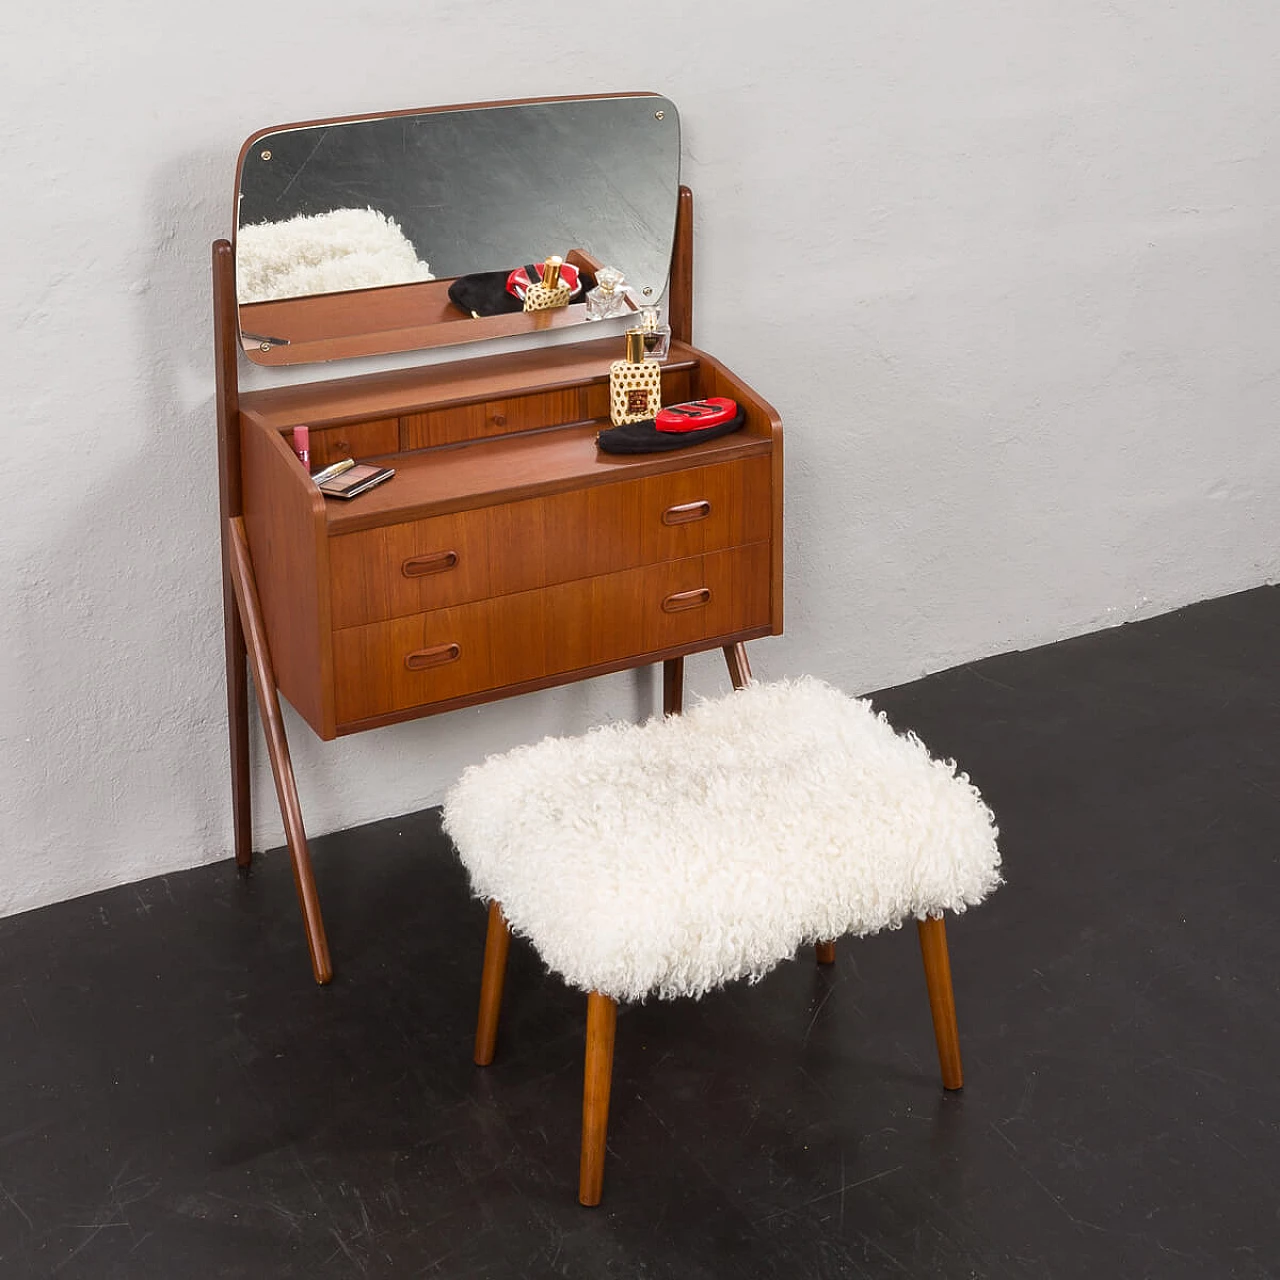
[542,255,563,289]
[624,328,646,363]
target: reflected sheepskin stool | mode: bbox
[442,676,1001,1205]
[235,207,433,303]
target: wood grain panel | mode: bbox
[582,381,610,420]
[695,350,785,636]
[321,420,770,535]
[327,456,771,628]
[240,281,595,366]
[329,508,494,629]
[331,544,770,725]
[308,418,399,468]
[401,388,591,449]
[657,369,693,408]
[487,389,587,434]
[399,380,697,451]
[238,336,698,434]
[334,625,772,735]
[240,417,333,737]
[400,402,487,449]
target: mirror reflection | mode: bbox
[235,94,680,364]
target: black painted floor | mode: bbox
[3,587,1279,1278]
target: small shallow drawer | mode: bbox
[402,388,595,449]
[307,418,399,469]
[400,371,693,449]
[328,455,771,629]
[331,542,770,726]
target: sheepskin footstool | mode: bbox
[442,675,1001,1205]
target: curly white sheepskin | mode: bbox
[443,677,1001,1004]
[236,207,433,303]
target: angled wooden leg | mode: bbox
[228,517,333,986]
[723,642,753,690]
[815,941,836,965]
[917,915,963,1090]
[223,570,252,870]
[474,902,511,1066]
[579,992,618,1206]
[663,656,684,716]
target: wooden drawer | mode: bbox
[307,418,399,468]
[400,371,693,449]
[328,455,771,629]
[331,543,771,726]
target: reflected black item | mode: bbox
[448,263,588,317]
[596,405,746,454]
[447,270,526,317]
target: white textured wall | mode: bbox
[3,1,1277,917]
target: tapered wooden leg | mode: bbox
[663,656,684,716]
[474,901,512,1066]
[228,518,333,986]
[223,571,253,870]
[579,992,618,1207]
[723,642,753,690]
[815,941,836,965]
[917,915,963,1089]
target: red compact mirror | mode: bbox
[654,397,738,433]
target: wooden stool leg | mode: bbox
[723,642,753,690]
[229,517,332,986]
[663,656,684,715]
[815,941,836,965]
[579,991,618,1206]
[917,915,963,1090]
[474,902,512,1066]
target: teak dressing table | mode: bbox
[213,94,783,983]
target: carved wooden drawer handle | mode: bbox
[662,587,712,613]
[662,500,712,526]
[404,643,461,671]
[402,550,459,578]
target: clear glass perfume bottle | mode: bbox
[609,328,663,425]
[639,306,671,360]
[585,266,633,320]
[523,256,572,312]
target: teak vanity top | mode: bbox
[240,339,775,532]
[216,94,783,984]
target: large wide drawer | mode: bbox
[328,455,771,629]
[331,543,771,725]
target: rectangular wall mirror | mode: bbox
[235,92,681,365]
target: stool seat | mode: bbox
[443,677,1001,1004]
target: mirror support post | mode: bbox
[670,185,694,346]
[213,240,253,872]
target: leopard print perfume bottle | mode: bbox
[522,256,572,312]
[609,328,662,425]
